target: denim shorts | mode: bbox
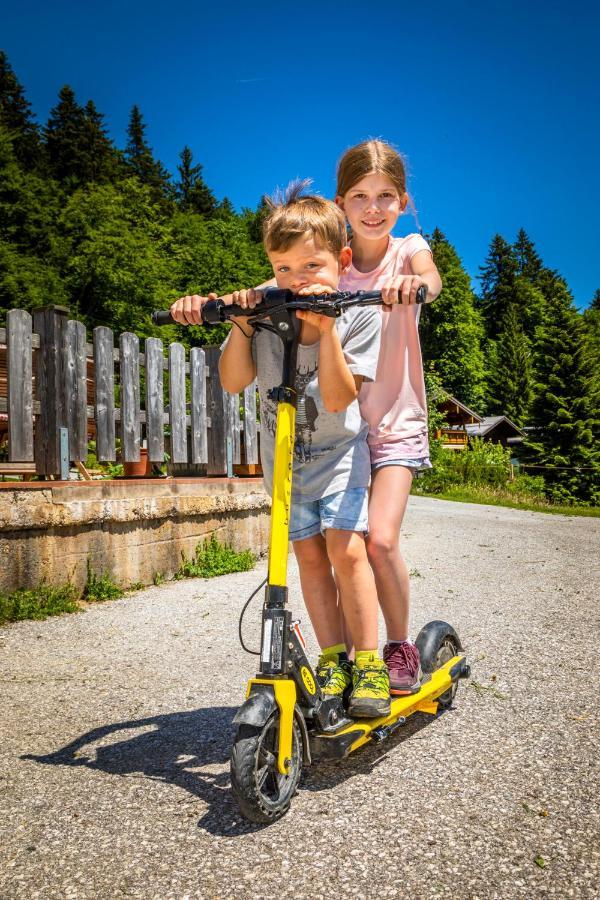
[371,456,432,474]
[289,487,370,542]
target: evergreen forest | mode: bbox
[1,52,598,503]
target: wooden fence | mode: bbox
[0,305,259,477]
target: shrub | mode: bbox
[175,533,255,579]
[0,584,79,625]
[83,562,124,602]
[416,437,512,495]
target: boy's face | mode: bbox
[267,233,351,293]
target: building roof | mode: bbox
[466,416,525,438]
[440,395,484,423]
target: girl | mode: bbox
[335,139,442,695]
[171,139,442,698]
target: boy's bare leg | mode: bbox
[292,534,344,649]
[366,466,413,641]
[325,529,378,650]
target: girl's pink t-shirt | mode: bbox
[339,233,431,456]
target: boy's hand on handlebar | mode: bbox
[170,293,216,325]
[381,275,428,307]
[231,288,264,310]
[295,284,336,333]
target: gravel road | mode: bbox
[1,496,599,899]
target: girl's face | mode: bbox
[337,172,407,242]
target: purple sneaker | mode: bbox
[383,641,422,695]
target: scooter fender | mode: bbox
[233,680,310,773]
[232,686,277,728]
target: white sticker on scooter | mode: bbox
[261,619,273,664]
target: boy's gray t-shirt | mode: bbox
[250,306,381,502]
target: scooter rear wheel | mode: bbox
[230,711,303,824]
[415,621,463,710]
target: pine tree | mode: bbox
[514,228,543,282]
[44,85,89,184]
[527,280,600,503]
[478,235,518,340]
[242,197,270,243]
[124,105,171,202]
[214,196,235,219]
[80,100,122,183]
[421,229,486,409]
[583,289,600,381]
[0,51,41,169]
[0,123,66,308]
[175,145,216,216]
[486,304,532,426]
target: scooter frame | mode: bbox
[153,288,471,820]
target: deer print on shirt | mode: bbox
[294,360,319,463]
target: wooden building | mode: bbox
[435,396,483,450]
[466,416,525,448]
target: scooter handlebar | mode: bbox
[152,285,427,326]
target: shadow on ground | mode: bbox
[23,706,446,835]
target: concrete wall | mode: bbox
[0,478,270,594]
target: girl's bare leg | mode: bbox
[366,465,413,641]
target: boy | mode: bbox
[170,183,390,717]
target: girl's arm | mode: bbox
[218,320,257,394]
[410,249,442,302]
[380,250,443,306]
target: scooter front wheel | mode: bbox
[230,711,303,824]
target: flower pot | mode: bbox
[123,448,151,477]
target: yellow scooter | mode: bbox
[153,288,470,824]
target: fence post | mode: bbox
[6,309,34,462]
[205,346,226,475]
[65,319,88,462]
[119,333,141,462]
[93,326,116,462]
[33,306,69,476]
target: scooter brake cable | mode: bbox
[238,576,268,655]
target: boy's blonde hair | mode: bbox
[336,139,407,198]
[263,179,347,254]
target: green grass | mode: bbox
[1,537,257,626]
[175,533,256,579]
[0,584,80,625]
[415,483,600,517]
[83,563,125,602]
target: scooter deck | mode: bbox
[310,654,466,761]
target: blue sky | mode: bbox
[2,0,599,307]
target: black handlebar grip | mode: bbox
[416,285,428,304]
[152,310,176,325]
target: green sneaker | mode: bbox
[347,657,391,718]
[316,656,353,698]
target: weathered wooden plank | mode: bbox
[243,382,258,465]
[0,327,39,349]
[6,309,33,461]
[33,306,68,476]
[205,346,226,475]
[65,320,88,461]
[190,347,207,464]
[145,337,164,463]
[168,343,187,464]
[224,390,241,465]
[119,332,140,462]
[93,327,116,461]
